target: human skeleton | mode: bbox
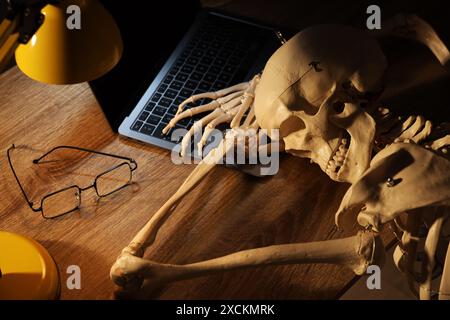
[110,14,450,299]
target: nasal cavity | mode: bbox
[332,101,345,114]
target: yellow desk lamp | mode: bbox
[0,0,122,299]
[0,0,123,84]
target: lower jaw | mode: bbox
[323,160,348,182]
[328,168,347,182]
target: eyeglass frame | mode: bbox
[7,144,138,219]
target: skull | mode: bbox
[254,25,388,183]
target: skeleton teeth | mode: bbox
[325,136,350,176]
[332,155,343,164]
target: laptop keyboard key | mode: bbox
[207,49,218,56]
[169,81,183,91]
[181,65,193,74]
[165,89,177,99]
[176,73,189,82]
[174,97,185,105]
[201,57,213,65]
[187,57,199,65]
[215,58,226,66]
[163,114,174,124]
[147,115,161,125]
[175,58,185,68]
[179,118,191,126]
[179,89,193,98]
[218,74,231,82]
[151,93,162,102]
[169,67,180,76]
[153,124,168,139]
[224,64,235,74]
[153,106,166,116]
[219,50,231,58]
[212,81,226,90]
[163,75,174,84]
[185,80,198,90]
[191,72,203,81]
[196,64,208,73]
[138,111,150,122]
[160,98,173,108]
[168,105,178,115]
[131,121,143,132]
[209,66,221,74]
[157,84,168,93]
[192,49,204,58]
[202,34,213,42]
[198,82,211,91]
[204,73,216,83]
[140,124,155,135]
[145,102,156,112]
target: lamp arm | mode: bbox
[0,0,56,72]
[1,0,63,48]
[9,0,57,43]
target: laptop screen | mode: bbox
[89,1,201,131]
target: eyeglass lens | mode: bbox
[95,163,132,197]
[42,186,81,218]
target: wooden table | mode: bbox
[0,64,369,299]
[3,0,448,300]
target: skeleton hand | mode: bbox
[162,75,261,157]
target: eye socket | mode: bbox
[332,101,345,114]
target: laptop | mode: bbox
[90,2,284,152]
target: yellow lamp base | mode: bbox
[0,231,60,300]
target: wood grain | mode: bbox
[0,66,373,299]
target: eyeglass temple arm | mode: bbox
[32,145,138,170]
[7,144,41,211]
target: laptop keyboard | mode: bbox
[130,13,272,143]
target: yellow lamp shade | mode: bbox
[15,0,123,84]
[0,231,60,299]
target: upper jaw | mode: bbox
[323,131,374,183]
[324,132,350,181]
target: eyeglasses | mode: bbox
[7,144,138,219]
